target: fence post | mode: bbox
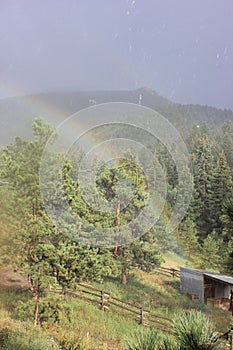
[139,307,144,326]
[101,290,105,311]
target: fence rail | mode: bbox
[153,266,180,278]
[51,282,173,334]
[50,276,233,346]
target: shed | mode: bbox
[180,267,233,311]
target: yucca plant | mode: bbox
[159,336,179,350]
[127,328,160,350]
[172,310,219,350]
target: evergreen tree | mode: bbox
[65,154,163,284]
[223,239,233,275]
[221,197,233,242]
[221,198,233,274]
[177,217,200,266]
[200,232,222,271]
[220,120,233,170]
[2,118,118,324]
[213,150,233,235]
[192,136,215,239]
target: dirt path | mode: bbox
[0,266,27,288]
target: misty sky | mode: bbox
[0,0,233,109]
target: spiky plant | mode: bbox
[172,310,219,350]
[127,328,160,350]
[159,336,179,350]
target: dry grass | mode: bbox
[0,266,27,288]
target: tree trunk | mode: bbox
[121,246,127,285]
[114,196,121,258]
[28,275,42,327]
[121,271,127,285]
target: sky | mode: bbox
[0,0,233,109]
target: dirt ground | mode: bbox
[0,266,27,288]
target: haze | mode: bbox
[0,0,233,109]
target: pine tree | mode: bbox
[223,239,233,275]
[192,136,215,239]
[177,217,200,266]
[200,232,222,271]
[213,150,233,235]
[2,118,118,324]
[220,120,233,170]
[221,198,233,274]
[65,153,164,284]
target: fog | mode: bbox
[0,0,233,109]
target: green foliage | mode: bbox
[16,295,72,325]
[177,217,200,266]
[2,114,233,346]
[51,326,85,350]
[200,232,222,271]
[222,239,233,275]
[192,136,216,239]
[212,151,233,236]
[0,323,58,350]
[127,328,160,350]
[130,236,164,272]
[172,310,219,350]
[0,327,11,348]
[159,337,179,350]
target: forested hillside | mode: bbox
[1,88,233,145]
[0,105,233,349]
[1,116,233,289]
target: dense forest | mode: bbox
[0,92,233,349]
[1,108,233,330]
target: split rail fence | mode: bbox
[153,266,180,278]
[51,282,173,334]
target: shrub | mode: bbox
[172,310,219,350]
[0,318,59,350]
[159,336,179,350]
[0,327,11,348]
[16,295,71,325]
[50,325,85,350]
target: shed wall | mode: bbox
[180,268,204,303]
[214,284,231,298]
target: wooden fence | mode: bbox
[51,282,173,334]
[153,266,180,278]
[51,278,233,347]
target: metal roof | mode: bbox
[203,272,233,285]
[180,267,233,285]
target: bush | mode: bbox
[172,310,219,350]
[50,325,85,350]
[16,294,71,325]
[0,327,11,348]
[159,336,179,350]
[0,319,58,350]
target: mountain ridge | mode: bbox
[1,88,233,146]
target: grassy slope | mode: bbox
[161,251,191,269]
[0,255,232,350]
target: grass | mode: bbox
[0,263,232,349]
[161,251,191,269]
[91,270,232,331]
[126,328,160,350]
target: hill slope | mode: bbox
[0,266,231,350]
[1,88,233,146]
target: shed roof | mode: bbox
[203,273,233,286]
[180,267,233,285]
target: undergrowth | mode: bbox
[0,269,231,350]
